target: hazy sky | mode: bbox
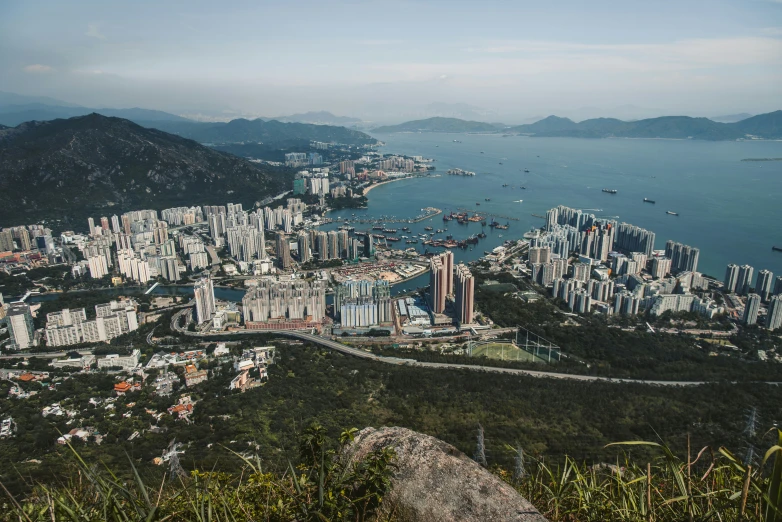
[1,0,780,122]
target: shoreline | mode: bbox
[362,176,417,196]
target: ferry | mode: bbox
[424,226,433,231]
[372,225,384,230]
[666,211,679,216]
[643,198,656,204]
[382,228,397,233]
[406,239,418,244]
[602,189,618,194]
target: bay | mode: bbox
[324,133,782,282]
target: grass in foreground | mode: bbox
[2,429,782,521]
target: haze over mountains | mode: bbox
[373,111,782,141]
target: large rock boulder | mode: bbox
[344,426,548,522]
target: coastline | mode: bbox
[362,177,415,196]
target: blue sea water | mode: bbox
[324,133,782,286]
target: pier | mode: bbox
[321,207,442,225]
[455,208,520,221]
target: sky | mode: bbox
[1,0,781,123]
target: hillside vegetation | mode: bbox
[0,114,292,227]
[2,426,781,521]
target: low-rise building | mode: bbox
[184,365,208,387]
[98,349,141,370]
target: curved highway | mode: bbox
[168,307,738,387]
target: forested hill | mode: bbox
[372,117,501,133]
[146,118,378,147]
[0,113,292,228]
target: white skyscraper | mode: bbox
[767,295,782,331]
[743,293,760,326]
[756,269,774,302]
[194,277,216,325]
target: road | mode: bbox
[168,308,745,387]
[0,350,93,360]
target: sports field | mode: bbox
[470,342,550,363]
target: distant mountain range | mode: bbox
[0,106,377,148]
[270,111,362,125]
[372,111,782,140]
[507,112,782,140]
[147,118,377,147]
[709,113,754,124]
[0,114,293,228]
[373,117,501,133]
[0,93,373,145]
[0,101,191,127]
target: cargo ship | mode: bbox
[643,198,655,204]
[386,237,400,242]
[602,189,618,194]
[372,225,384,230]
[382,228,397,233]
[772,246,782,252]
[666,211,679,216]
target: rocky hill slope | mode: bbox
[345,427,548,521]
[0,113,292,227]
